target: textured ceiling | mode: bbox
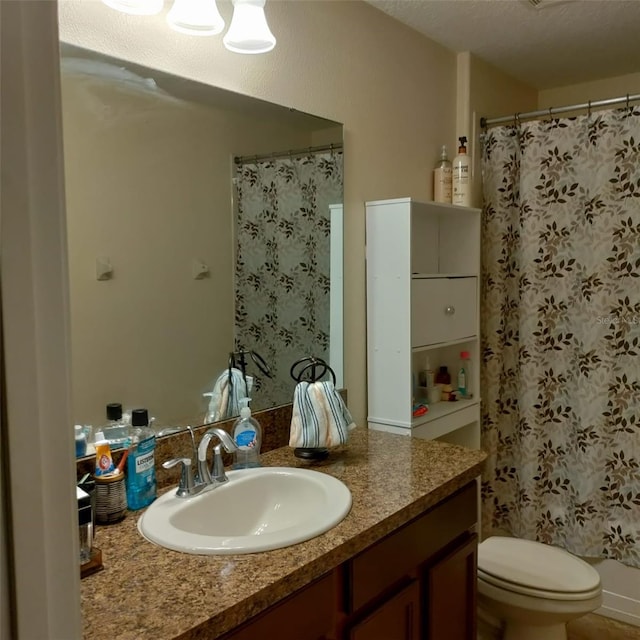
[365,0,640,90]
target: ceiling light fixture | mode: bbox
[223,0,276,54]
[166,0,225,36]
[101,0,276,54]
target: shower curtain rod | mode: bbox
[480,93,640,128]
[234,142,343,165]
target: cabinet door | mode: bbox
[349,581,420,640]
[424,533,477,640]
[221,572,336,640]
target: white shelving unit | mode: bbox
[365,197,482,448]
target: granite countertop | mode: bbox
[81,427,486,640]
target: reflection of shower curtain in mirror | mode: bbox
[234,151,343,410]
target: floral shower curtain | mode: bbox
[480,106,640,568]
[234,151,343,409]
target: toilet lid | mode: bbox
[478,537,601,594]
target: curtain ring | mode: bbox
[548,107,553,121]
[627,94,630,109]
[587,100,592,117]
[513,112,521,127]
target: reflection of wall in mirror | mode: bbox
[61,66,340,429]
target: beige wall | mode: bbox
[459,52,538,207]
[62,71,322,428]
[539,71,640,109]
[59,0,459,426]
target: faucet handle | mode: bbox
[162,457,195,497]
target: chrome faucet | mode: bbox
[197,427,238,487]
[162,426,237,498]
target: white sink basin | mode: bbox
[138,467,352,555]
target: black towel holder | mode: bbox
[290,356,335,461]
[290,356,336,385]
[228,348,273,393]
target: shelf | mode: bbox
[366,197,481,216]
[412,336,477,352]
[366,198,481,448]
[411,398,479,428]
[411,273,477,279]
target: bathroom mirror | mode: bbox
[60,44,344,433]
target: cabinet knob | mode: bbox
[445,305,456,316]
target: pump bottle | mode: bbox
[452,136,471,207]
[433,145,452,203]
[232,398,262,469]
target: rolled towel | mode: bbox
[289,381,355,449]
[204,368,253,423]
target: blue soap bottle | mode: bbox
[232,399,261,469]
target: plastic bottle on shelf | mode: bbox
[458,351,473,399]
[452,136,471,207]
[435,366,451,385]
[433,145,452,203]
[418,357,435,391]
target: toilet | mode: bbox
[477,536,603,640]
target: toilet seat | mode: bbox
[478,537,601,601]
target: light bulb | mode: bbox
[167,0,225,36]
[223,0,276,54]
[101,0,163,16]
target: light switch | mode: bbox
[192,259,209,280]
[96,257,113,281]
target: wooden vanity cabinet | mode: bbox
[219,482,477,640]
[348,581,421,640]
[219,570,338,640]
[343,481,477,640]
[425,532,478,640]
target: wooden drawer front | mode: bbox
[221,571,336,640]
[411,277,476,347]
[349,581,420,640]
[349,482,476,612]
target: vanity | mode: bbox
[80,427,486,640]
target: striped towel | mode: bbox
[289,381,355,449]
[203,368,253,423]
